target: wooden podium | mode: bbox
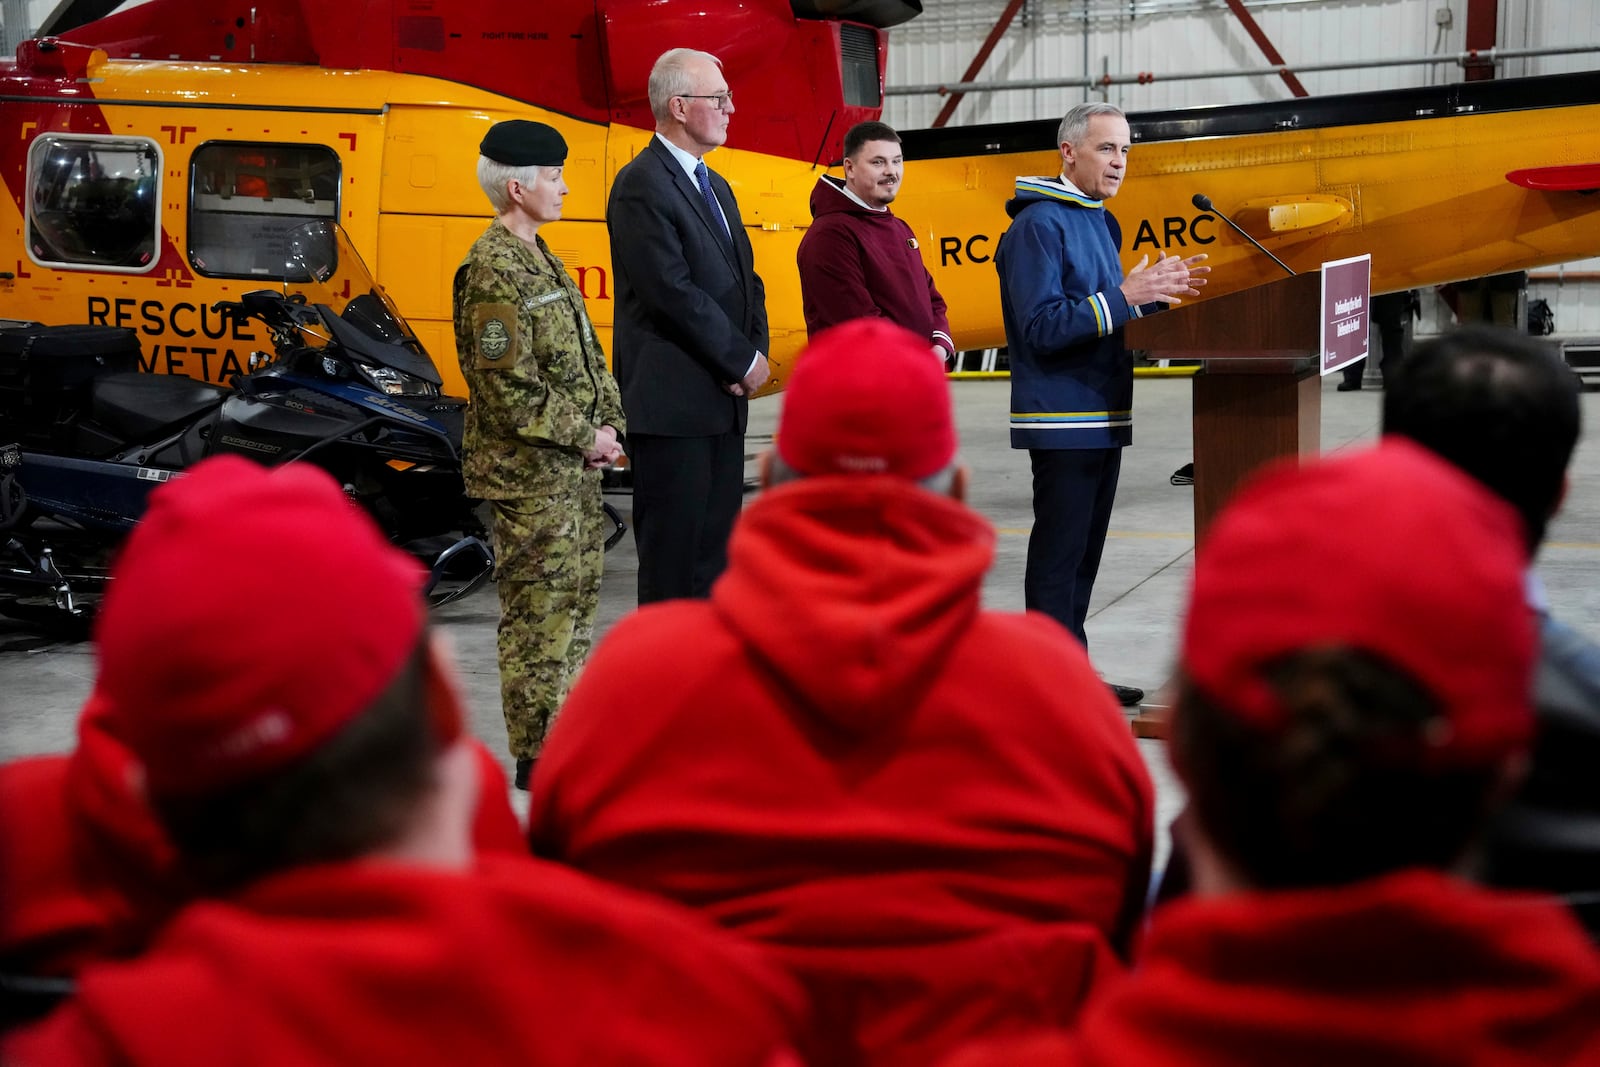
[1126,270,1325,542]
[1123,271,1326,737]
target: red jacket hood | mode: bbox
[1080,869,1600,1066]
[4,858,805,1066]
[712,476,993,732]
[0,704,187,976]
[66,704,183,887]
[0,755,120,977]
[1,695,527,983]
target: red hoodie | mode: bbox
[944,870,1600,1067]
[796,175,955,357]
[0,704,525,981]
[0,710,182,979]
[2,856,806,1066]
[1,755,119,979]
[529,476,1155,1067]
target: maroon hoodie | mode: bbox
[797,175,954,357]
[529,476,1154,1067]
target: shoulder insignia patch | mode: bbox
[478,318,511,361]
[471,302,518,368]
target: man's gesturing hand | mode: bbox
[1120,252,1211,307]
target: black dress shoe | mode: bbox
[514,757,535,791]
[1170,462,1194,486]
[1108,683,1145,707]
[1336,380,1362,392]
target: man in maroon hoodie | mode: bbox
[529,318,1155,1067]
[1,456,804,1065]
[943,440,1600,1067]
[796,121,955,363]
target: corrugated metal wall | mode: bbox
[1530,264,1600,337]
[885,0,1600,343]
[885,0,1599,126]
[3,0,34,51]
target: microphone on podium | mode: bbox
[1192,193,1296,278]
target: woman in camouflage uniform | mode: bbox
[453,120,625,789]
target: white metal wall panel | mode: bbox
[1,0,29,52]
[884,1,1599,330]
[1504,0,1600,77]
[1531,258,1600,339]
[885,0,1598,127]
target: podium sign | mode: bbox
[1124,267,1357,737]
[1126,270,1326,544]
[1319,254,1372,375]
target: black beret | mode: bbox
[479,120,567,167]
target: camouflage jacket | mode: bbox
[452,221,624,499]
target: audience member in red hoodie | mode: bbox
[2,456,804,1066]
[528,319,1155,1067]
[796,121,955,362]
[944,440,1600,1067]
[1,695,522,1011]
[0,699,178,999]
[0,724,524,1017]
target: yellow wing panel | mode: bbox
[898,103,1600,354]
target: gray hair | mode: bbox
[476,156,545,215]
[648,48,723,125]
[1057,102,1125,148]
[766,453,959,496]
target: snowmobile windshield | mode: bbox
[275,221,440,384]
[282,221,423,354]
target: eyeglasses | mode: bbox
[678,91,734,113]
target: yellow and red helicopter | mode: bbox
[3,0,1598,396]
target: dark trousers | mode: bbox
[1026,447,1122,648]
[1342,291,1411,387]
[629,430,744,605]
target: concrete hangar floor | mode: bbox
[5,375,1600,852]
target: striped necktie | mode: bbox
[694,160,731,243]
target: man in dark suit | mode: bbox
[608,47,770,604]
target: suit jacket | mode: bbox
[608,136,768,437]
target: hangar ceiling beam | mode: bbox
[931,0,1028,128]
[886,44,1600,98]
[1222,0,1308,97]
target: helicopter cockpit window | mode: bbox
[188,143,340,280]
[26,135,162,273]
